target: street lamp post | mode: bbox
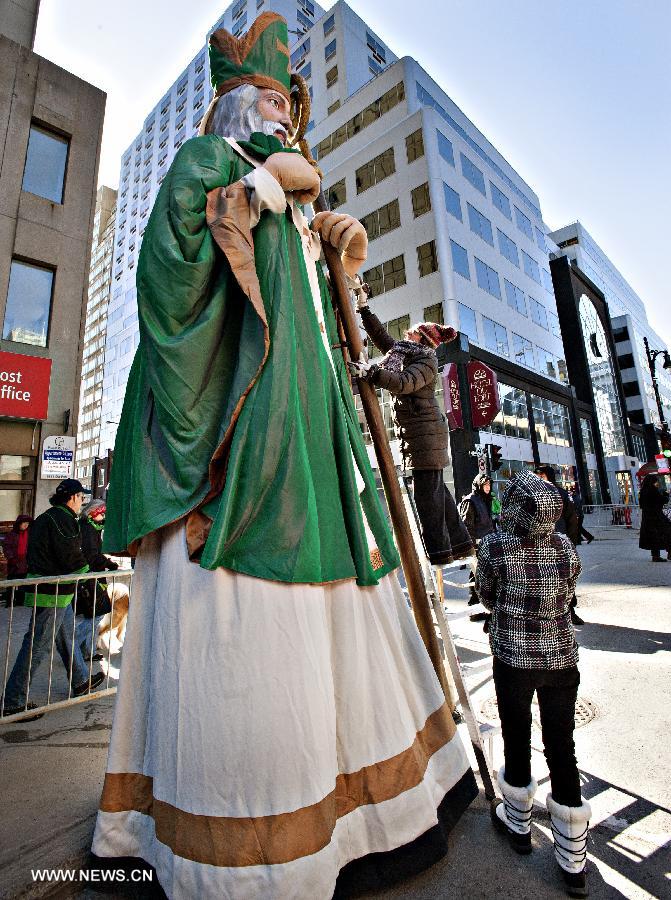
[643,336,671,427]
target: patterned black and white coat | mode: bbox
[475,470,582,670]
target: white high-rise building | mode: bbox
[549,221,671,431]
[76,185,117,486]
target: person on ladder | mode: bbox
[353,300,475,571]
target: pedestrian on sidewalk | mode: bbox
[476,470,591,898]
[459,473,496,622]
[74,501,120,662]
[1,480,105,719]
[638,474,671,562]
[354,305,474,565]
[535,465,584,625]
[1,514,32,608]
[571,487,594,545]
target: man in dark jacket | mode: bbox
[352,303,474,565]
[459,473,496,621]
[2,479,105,718]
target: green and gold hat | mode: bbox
[209,12,291,101]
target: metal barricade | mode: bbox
[581,504,642,530]
[0,568,133,724]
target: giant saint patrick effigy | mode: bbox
[92,13,477,897]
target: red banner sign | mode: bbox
[0,350,52,420]
[442,363,463,430]
[467,360,500,429]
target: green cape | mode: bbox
[104,134,400,586]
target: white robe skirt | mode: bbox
[92,524,475,898]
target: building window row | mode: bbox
[312,82,405,161]
[416,82,542,220]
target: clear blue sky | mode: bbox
[34,0,670,345]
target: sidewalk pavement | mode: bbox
[0,527,669,899]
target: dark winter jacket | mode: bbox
[638,478,671,552]
[26,505,89,608]
[3,515,32,577]
[360,308,449,470]
[76,516,119,618]
[553,484,580,545]
[460,474,496,542]
[475,470,582,669]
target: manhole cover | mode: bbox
[479,696,596,729]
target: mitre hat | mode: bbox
[208,12,291,102]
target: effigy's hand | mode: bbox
[311,212,368,276]
[263,152,320,204]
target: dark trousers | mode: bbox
[493,657,581,807]
[412,470,473,565]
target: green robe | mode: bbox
[104,134,399,586]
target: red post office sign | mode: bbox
[442,363,463,430]
[467,360,500,429]
[0,350,52,420]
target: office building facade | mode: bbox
[0,26,105,522]
[550,222,671,432]
[75,186,117,487]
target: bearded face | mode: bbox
[206,85,291,144]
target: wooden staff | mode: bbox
[312,190,450,700]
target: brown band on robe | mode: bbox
[99,700,458,867]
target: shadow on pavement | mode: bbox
[576,622,671,655]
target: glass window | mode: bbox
[369,57,383,76]
[513,333,535,369]
[580,417,596,453]
[522,250,541,285]
[548,310,561,338]
[461,153,486,195]
[300,62,312,80]
[443,182,462,220]
[385,314,410,342]
[514,206,533,241]
[423,303,444,324]
[22,124,69,203]
[535,227,547,252]
[417,240,438,277]
[497,229,519,267]
[483,316,509,357]
[327,99,339,115]
[531,395,572,448]
[578,294,626,455]
[411,183,431,217]
[326,65,338,88]
[2,259,54,347]
[458,303,478,343]
[437,132,455,166]
[355,147,395,194]
[406,129,424,163]
[529,297,548,330]
[450,240,470,280]
[366,32,386,62]
[325,39,337,61]
[475,257,501,299]
[0,456,34,481]
[504,279,527,316]
[536,347,558,380]
[467,203,494,245]
[326,178,346,210]
[542,268,554,294]
[323,14,335,35]
[490,182,512,220]
[360,199,400,241]
[363,254,405,296]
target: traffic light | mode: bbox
[487,444,503,472]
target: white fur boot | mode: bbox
[490,767,537,854]
[546,794,591,897]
